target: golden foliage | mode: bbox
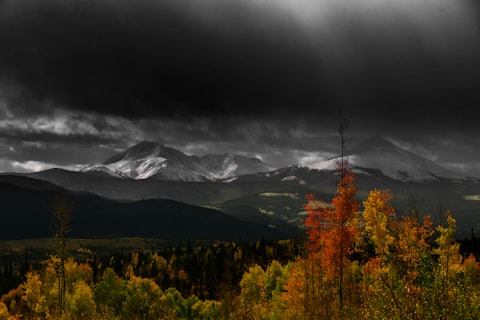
[363,189,395,258]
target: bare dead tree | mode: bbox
[334,108,350,313]
[335,108,349,183]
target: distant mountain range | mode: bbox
[80,141,272,181]
[80,137,476,184]
[2,136,480,239]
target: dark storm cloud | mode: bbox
[1,0,479,121]
[1,0,480,176]
[0,108,142,171]
[138,116,338,154]
[0,109,138,145]
[1,0,478,125]
[133,116,342,169]
[0,0,326,119]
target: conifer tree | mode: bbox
[52,191,71,316]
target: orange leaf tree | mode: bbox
[304,161,360,309]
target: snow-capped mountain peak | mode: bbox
[104,141,182,164]
[81,141,272,181]
[308,136,466,182]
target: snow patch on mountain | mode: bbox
[135,157,168,179]
[80,163,129,178]
[281,175,307,184]
[207,154,239,180]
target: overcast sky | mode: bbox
[1,0,480,177]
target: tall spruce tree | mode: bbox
[52,190,71,316]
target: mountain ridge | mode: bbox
[309,136,468,183]
[81,141,273,181]
[0,174,287,241]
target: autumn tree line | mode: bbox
[3,163,480,319]
[0,237,301,319]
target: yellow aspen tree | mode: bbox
[395,214,434,317]
[239,264,269,318]
[363,189,396,259]
[0,302,10,320]
[65,280,97,320]
[280,259,308,319]
[22,272,47,316]
[360,190,398,318]
[433,211,463,284]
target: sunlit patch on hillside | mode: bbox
[260,192,299,199]
[259,207,275,215]
[463,195,480,201]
